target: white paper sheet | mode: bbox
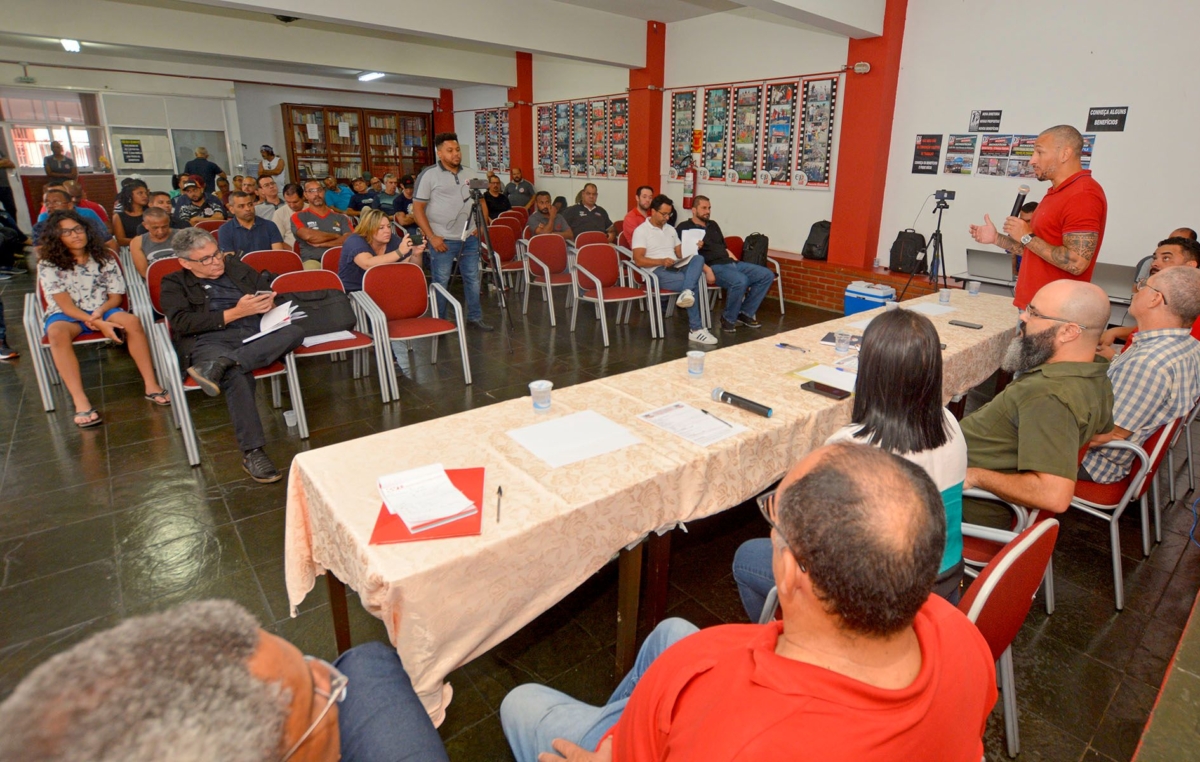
[306,123,320,140]
[508,410,641,468]
[637,402,747,447]
[302,330,358,348]
[905,302,957,316]
[794,364,857,394]
[242,302,301,343]
[338,121,350,138]
[846,315,876,330]
[680,229,705,259]
[377,463,477,532]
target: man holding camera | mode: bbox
[413,133,492,331]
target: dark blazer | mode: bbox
[160,256,273,364]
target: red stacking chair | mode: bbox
[483,224,524,290]
[196,219,223,233]
[497,209,524,225]
[574,231,609,249]
[571,243,653,346]
[523,234,575,326]
[242,250,304,274]
[321,246,343,273]
[725,234,785,315]
[507,206,529,225]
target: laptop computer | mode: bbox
[1090,262,1137,302]
[965,248,1015,282]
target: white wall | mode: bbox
[878,0,1197,272]
[662,11,849,252]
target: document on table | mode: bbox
[302,330,357,347]
[846,315,876,330]
[637,402,747,447]
[906,302,956,316]
[680,229,705,260]
[242,302,305,343]
[791,363,858,394]
[508,410,641,468]
[377,463,478,532]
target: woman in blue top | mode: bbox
[733,307,967,620]
[337,208,424,292]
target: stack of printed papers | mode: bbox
[377,463,478,533]
[242,302,306,343]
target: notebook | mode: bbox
[369,467,486,545]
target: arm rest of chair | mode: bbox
[766,255,782,275]
[963,487,1031,532]
[430,281,465,325]
[961,523,1018,545]
[350,291,389,336]
[574,263,602,298]
[525,252,553,283]
[1074,439,1152,506]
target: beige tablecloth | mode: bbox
[285,291,1017,723]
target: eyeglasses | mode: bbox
[280,657,349,762]
[185,251,222,265]
[58,226,87,237]
[1020,303,1087,331]
[652,207,672,216]
[755,490,807,573]
[1135,278,1168,305]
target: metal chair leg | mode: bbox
[1112,516,1126,611]
[999,646,1020,757]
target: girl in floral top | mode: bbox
[37,209,170,428]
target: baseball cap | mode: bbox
[401,174,415,187]
[181,179,199,190]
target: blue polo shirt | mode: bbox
[217,216,284,257]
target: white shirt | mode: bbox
[631,219,680,270]
[261,156,284,184]
[272,203,300,248]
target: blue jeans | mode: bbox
[500,618,699,762]
[711,261,775,323]
[653,257,705,330]
[429,235,482,322]
[334,641,450,762]
[732,538,775,622]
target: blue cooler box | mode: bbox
[843,281,897,315]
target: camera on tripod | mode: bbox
[466,177,489,198]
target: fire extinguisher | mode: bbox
[682,128,702,210]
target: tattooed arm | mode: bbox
[1024,231,1099,275]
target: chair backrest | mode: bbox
[958,519,1059,661]
[146,257,184,313]
[575,231,609,248]
[196,219,223,233]
[363,262,428,321]
[725,235,744,260]
[242,250,304,274]
[1136,418,1182,500]
[528,234,569,273]
[522,225,534,241]
[507,206,529,223]
[272,269,346,295]
[487,225,518,263]
[576,244,621,289]
[617,231,632,250]
[322,246,343,272]
[497,210,523,222]
[494,217,523,239]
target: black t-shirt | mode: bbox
[349,191,380,212]
[183,158,224,194]
[563,204,612,236]
[202,274,246,313]
[484,192,512,220]
[675,218,733,266]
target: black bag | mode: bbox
[278,289,357,338]
[802,221,830,260]
[742,232,769,267]
[888,229,928,274]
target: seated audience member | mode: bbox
[505,166,536,210]
[622,185,654,243]
[482,174,512,223]
[161,228,303,482]
[502,443,996,762]
[0,600,451,762]
[215,175,232,206]
[112,181,149,248]
[173,178,227,226]
[376,173,403,216]
[337,208,424,292]
[130,208,179,276]
[34,188,115,253]
[292,179,352,270]
[676,196,774,333]
[394,174,419,235]
[346,177,380,218]
[527,191,574,241]
[734,309,966,614]
[139,191,190,233]
[255,175,285,219]
[273,182,306,250]
[323,175,353,213]
[183,146,226,194]
[37,210,169,428]
[369,176,383,192]
[1134,229,1198,283]
[231,175,244,194]
[563,183,617,242]
[169,173,182,199]
[1172,227,1197,241]
[239,174,260,203]
[552,196,567,216]
[1081,267,1200,483]
[961,280,1114,527]
[218,191,286,257]
[62,179,109,225]
[1100,237,1200,353]
[631,194,715,345]
[257,144,285,184]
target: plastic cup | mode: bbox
[283,410,298,428]
[529,380,553,412]
[939,288,951,304]
[967,280,981,296]
[834,330,852,353]
[686,350,705,376]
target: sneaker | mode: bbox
[0,342,17,360]
[675,289,696,309]
[467,319,494,332]
[737,313,763,329]
[242,448,283,484]
[688,328,718,345]
[720,317,738,334]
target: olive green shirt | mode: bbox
[961,358,1114,527]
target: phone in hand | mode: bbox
[254,290,273,297]
[801,381,852,400]
[409,230,424,247]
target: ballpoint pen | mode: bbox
[496,486,503,522]
[775,342,809,353]
[701,408,733,428]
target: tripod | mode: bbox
[899,198,950,300]
[468,189,515,337]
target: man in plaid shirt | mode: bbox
[1082,266,1200,483]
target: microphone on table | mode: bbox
[1010,184,1031,218]
[711,387,773,418]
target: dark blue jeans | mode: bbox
[429,235,482,322]
[710,261,775,323]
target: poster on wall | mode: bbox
[1081,133,1095,168]
[1007,134,1037,178]
[554,102,571,174]
[976,134,1013,176]
[120,139,144,164]
[472,109,509,172]
[701,87,729,181]
[474,111,489,170]
[729,85,761,184]
[669,90,696,179]
[942,134,977,174]
[912,134,942,174]
[498,110,510,170]
[760,82,796,187]
[609,97,629,177]
[537,106,554,175]
[570,101,589,177]
[1086,107,1127,132]
[968,110,1002,132]
[589,99,608,176]
[796,76,838,187]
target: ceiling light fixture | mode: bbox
[357,72,385,82]
[60,39,81,53]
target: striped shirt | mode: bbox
[1083,328,1200,483]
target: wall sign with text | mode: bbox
[1086,107,1128,132]
[968,110,1002,132]
[912,134,942,174]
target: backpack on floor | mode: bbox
[741,232,769,267]
[888,229,928,274]
[802,221,830,261]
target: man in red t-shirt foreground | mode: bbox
[969,124,1107,309]
[500,443,997,762]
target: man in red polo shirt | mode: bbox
[500,444,996,762]
[969,124,1107,309]
[621,185,654,244]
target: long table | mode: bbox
[284,291,1018,723]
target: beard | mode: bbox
[1001,322,1058,373]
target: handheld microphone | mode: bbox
[1010,184,1030,218]
[711,387,773,418]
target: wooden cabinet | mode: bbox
[283,104,432,184]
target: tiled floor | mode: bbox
[1,262,1198,761]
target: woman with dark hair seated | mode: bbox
[113,181,149,248]
[37,209,169,428]
[733,307,967,618]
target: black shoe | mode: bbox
[467,319,494,332]
[720,317,738,334]
[0,342,17,360]
[187,357,236,396]
[737,313,763,329]
[242,448,282,483]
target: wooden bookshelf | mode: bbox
[282,103,432,184]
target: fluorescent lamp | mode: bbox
[60,39,81,53]
[357,71,385,82]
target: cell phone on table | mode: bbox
[801,381,851,400]
[948,319,983,329]
[408,230,424,247]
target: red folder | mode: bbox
[369,467,485,545]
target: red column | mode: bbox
[627,21,666,210]
[433,89,455,135]
[827,0,909,268]
[508,52,534,178]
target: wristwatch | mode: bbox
[1020,233,1034,246]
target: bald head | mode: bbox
[1036,279,1111,336]
[1039,124,1084,157]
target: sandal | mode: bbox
[73,409,103,428]
[144,390,172,406]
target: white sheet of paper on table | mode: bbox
[846,315,876,330]
[680,229,705,259]
[795,364,858,394]
[377,463,477,531]
[508,410,642,468]
[637,402,747,447]
[905,302,957,316]
[302,330,358,348]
